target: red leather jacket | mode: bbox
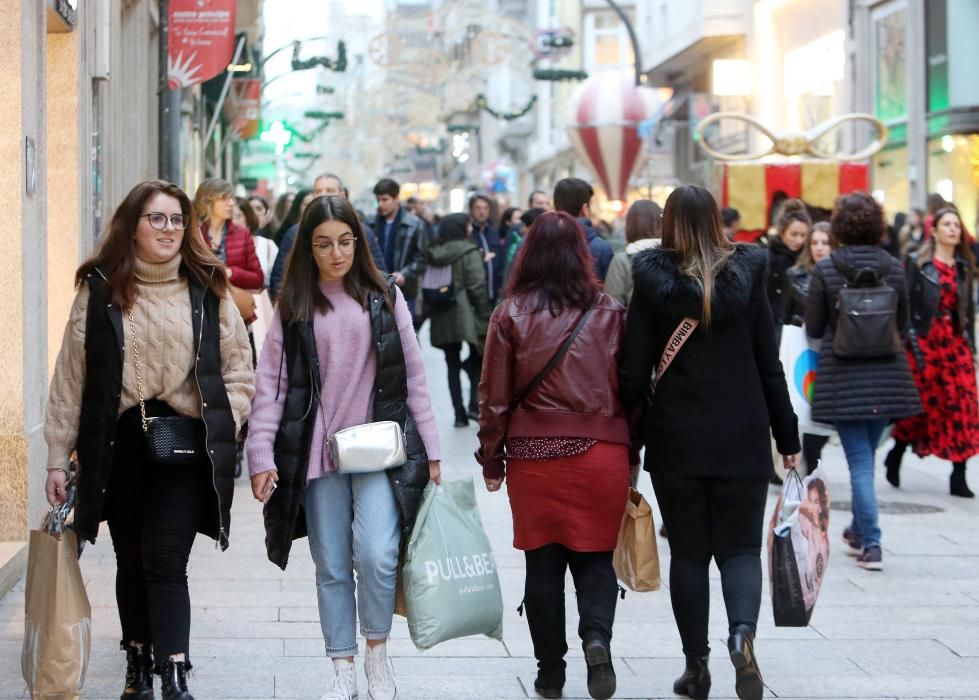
[201,222,264,290]
[476,292,630,479]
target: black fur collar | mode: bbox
[632,243,768,322]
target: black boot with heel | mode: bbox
[672,654,710,699]
[160,659,194,700]
[121,643,154,699]
[884,439,908,488]
[728,625,763,700]
[951,461,975,498]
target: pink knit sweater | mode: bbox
[246,280,441,480]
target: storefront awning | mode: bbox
[644,35,743,86]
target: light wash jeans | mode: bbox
[303,470,401,657]
[835,419,888,549]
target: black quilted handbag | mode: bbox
[128,310,207,466]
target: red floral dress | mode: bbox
[893,258,979,461]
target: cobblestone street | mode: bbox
[2,338,979,699]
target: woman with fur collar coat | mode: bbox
[619,186,799,700]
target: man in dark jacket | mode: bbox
[269,173,385,299]
[470,193,505,304]
[366,178,428,314]
[554,178,614,282]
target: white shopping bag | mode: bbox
[778,325,834,437]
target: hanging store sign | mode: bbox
[226,79,262,140]
[168,0,237,89]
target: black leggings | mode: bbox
[803,433,829,474]
[651,470,769,657]
[523,544,619,671]
[441,342,482,414]
[103,404,211,663]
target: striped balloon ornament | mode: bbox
[566,72,665,202]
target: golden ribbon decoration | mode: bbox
[695,112,889,162]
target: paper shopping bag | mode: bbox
[22,525,92,699]
[768,466,831,626]
[613,488,661,592]
[402,480,504,650]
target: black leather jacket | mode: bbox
[783,265,812,327]
[905,252,975,355]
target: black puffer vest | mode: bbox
[73,269,237,549]
[263,279,430,570]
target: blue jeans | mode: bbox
[303,470,401,657]
[835,419,888,549]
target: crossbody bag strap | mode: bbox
[126,308,151,434]
[509,299,597,412]
[649,317,699,397]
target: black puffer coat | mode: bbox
[766,235,801,332]
[262,279,430,570]
[805,246,922,423]
[620,244,800,479]
[75,269,237,548]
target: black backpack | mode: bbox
[831,251,901,359]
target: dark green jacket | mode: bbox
[426,239,491,349]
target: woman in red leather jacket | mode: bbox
[193,178,264,294]
[477,211,630,700]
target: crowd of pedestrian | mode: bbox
[39,168,979,700]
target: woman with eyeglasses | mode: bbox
[43,180,254,699]
[194,178,264,323]
[247,195,441,700]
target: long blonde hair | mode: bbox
[193,177,234,227]
[661,185,733,327]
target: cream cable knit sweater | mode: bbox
[44,254,255,471]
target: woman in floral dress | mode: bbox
[885,207,979,497]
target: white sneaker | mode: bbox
[364,643,398,700]
[320,659,358,700]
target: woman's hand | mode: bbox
[429,460,441,485]
[484,476,504,493]
[250,470,278,502]
[782,453,799,471]
[45,469,67,506]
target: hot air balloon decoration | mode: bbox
[566,73,668,202]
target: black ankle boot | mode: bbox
[884,440,907,488]
[728,626,763,700]
[453,409,468,428]
[121,644,154,699]
[583,639,616,700]
[673,654,710,699]
[951,462,975,498]
[160,659,194,700]
[533,665,565,699]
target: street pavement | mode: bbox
[2,335,979,699]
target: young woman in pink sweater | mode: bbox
[246,195,441,700]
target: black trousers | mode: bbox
[103,403,211,663]
[523,544,619,672]
[651,470,769,658]
[441,342,482,415]
[802,433,829,474]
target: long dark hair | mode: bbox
[920,206,977,269]
[661,185,733,328]
[76,180,227,308]
[506,210,599,313]
[277,195,391,324]
[274,188,311,244]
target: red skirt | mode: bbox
[506,441,629,552]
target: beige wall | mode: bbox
[0,0,48,543]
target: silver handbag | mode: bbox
[328,421,407,474]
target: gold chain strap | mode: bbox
[126,308,150,434]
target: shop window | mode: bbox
[872,146,910,222]
[928,134,979,232]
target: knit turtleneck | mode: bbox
[135,254,182,284]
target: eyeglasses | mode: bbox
[140,212,189,231]
[312,237,357,255]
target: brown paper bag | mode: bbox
[613,488,661,592]
[229,284,257,324]
[21,527,91,700]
